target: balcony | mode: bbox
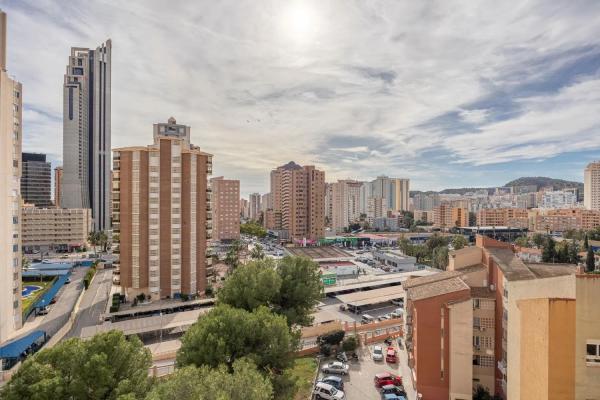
[206,205,212,212]
[497,360,507,376]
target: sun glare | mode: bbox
[283,2,318,44]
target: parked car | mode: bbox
[380,384,407,398]
[321,375,344,390]
[37,306,50,315]
[313,382,346,400]
[361,314,375,324]
[374,372,402,388]
[321,361,349,375]
[372,346,384,361]
[386,347,397,363]
[391,299,404,306]
[381,394,406,400]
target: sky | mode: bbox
[3,0,600,197]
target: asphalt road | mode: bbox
[68,268,112,338]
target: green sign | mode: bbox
[321,273,337,286]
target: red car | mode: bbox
[386,347,397,363]
[374,372,402,388]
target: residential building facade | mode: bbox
[528,208,600,233]
[330,180,363,233]
[584,161,600,211]
[248,192,261,221]
[21,205,92,253]
[0,10,23,341]
[434,204,469,229]
[476,208,528,228]
[21,153,51,207]
[210,177,240,241]
[62,39,112,231]
[267,161,325,242]
[112,117,212,299]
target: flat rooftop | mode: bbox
[323,269,436,294]
[337,286,404,307]
[284,246,353,260]
[81,308,209,338]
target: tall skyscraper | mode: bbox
[269,161,325,242]
[0,10,23,341]
[248,192,261,221]
[584,161,600,211]
[21,153,51,207]
[365,176,410,212]
[112,117,212,299]
[54,166,63,207]
[211,177,240,241]
[62,39,112,232]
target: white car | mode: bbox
[313,382,346,400]
[321,361,349,375]
[372,345,384,361]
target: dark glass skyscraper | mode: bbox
[21,153,51,207]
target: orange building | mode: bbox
[210,177,240,241]
[112,117,211,299]
[528,208,600,233]
[434,204,469,229]
[476,208,528,228]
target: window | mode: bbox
[587,340,600,365]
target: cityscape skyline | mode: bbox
[3,0,600,196]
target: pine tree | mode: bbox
[584,234,589,250]
[586,246,596,273]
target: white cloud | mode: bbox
[2,0,600,194]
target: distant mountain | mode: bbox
[504,177,583,191]
[410,176,582,196]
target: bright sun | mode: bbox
[283,2,318,44]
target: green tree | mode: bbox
[425,234,448,253]
[88,231,101,255]
[473,384,492,400]
[225,240,243,272]
[1,331,152,400]
[250,244,266,260]
[274,256,323,327]
[146,359,273,400]
[531,233,547,248]
[568,242,581,264]
[177,305,298,372]
[587,246,596,272]
[240,221,267,238]
[342,336,359,352]
[514,236,530,248]
[432,246,449,270]
[584,234,589,250]
[542,237,556,263]
[217,260,281,311]
[451,235,468,250]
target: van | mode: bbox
[361,314,375,324]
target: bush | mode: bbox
[342,336,358,352]
[205,285,214,298]
[181,294,190,302]
[109,305,119,313]
[83,267,96,290]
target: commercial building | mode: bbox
[372,249,417,272]
[248,192,261,221]
[476,208,528,228]
[0,10,23,341]
[62,39,112,231]
[528,208,600,233]
[210,177,240,241]
[21,205,92,253]
[584,161,600,211]
[267,161,325,242]
[21,153,51,207]
[54,166,63,207]
[434,204,469,229]
[403,235,600,400]
[330,180,363,233]
[112,117,212,299]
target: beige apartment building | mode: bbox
[113,117,212,299]
[248,192,261,221]
[210,177,240,241]
[54,166,63,207]
[414,209,434,224]
[476,208,528,228]
[584,161,600,211]
[21,205,92,253]
[331,180,362,233]
[267,161,325,242]
[434,204,469,229]
[528,208,600,233]
[0,10,23,342]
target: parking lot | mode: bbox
[314,297,401,325]
[315,341,416,400]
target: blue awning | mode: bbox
[0,330,46,359]
[35,274,71,309]
[23,269,70,277]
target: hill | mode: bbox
[504,177,582,191]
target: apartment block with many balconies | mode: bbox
[112,117,212,299]
[210,177,240,241]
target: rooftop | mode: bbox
[406,276,470,301]
[284,246,353,260]
[402,263,485,289]
[488,248,576,281]
[470,286,495,299]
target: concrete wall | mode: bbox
[575,275,600,400]
[448,246,483,271]
[449,299,473,400]
[507,275,576,400]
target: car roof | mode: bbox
[375,372,392,378]
[316,382,335,390]
[374,345,383,350]
[387,348,396,353]
[323,375,342,382]
[383,395,402,400]
[381,384,396,389]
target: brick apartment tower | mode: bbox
[268,161,325,242]
[113,117,212,299]
[210,177,240,241]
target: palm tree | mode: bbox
[98,231,109,252]
[250,244,265,260]
[88,231,100,255]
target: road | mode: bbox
[68,268,113,338]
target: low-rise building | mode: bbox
[414,210,434,224]
[528,208,600,233]
[434,204,469,229]
[372,249,417,272]
[21,205,92,253]
[476,208,528,228]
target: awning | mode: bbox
[0,330,46,359]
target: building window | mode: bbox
[586,340,600,365]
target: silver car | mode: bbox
[320,361,349,375]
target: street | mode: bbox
[68,268,112,338]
